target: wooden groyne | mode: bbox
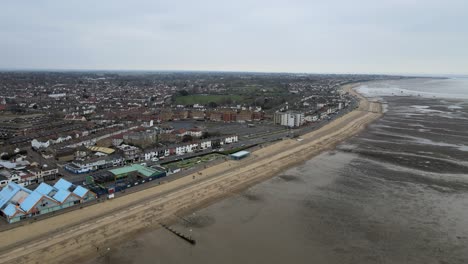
[160,223,196,245]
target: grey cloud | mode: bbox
[0,0,467,75]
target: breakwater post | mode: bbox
[160,223,196,245]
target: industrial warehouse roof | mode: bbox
[0,182,20,207]
[53,189,71,203]
[54,178,73,190]
[108,166,136,176]
[3,203,18,217]
[131,164,159,177]
[0,183,24,208]
[35,183,54,196]
[73,186,89,198]
[20,191,43,212]
[87,146,115,155]
[230,150,250,158]
[109,164,163,177]
[0,178,93,220]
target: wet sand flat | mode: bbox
[91,80,468,264]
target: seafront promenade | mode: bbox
[0,84,382,264]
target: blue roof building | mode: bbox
[0,183,23,209]
[0,178,96,223]
[35,183,54,196]
[53,189,71,203]
[73,186,89,198]
[3,203,19,217]
[54,178,73,191]
[19,191,46,213]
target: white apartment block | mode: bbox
[274,111,305,128]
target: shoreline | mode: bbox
[0,83,383,264]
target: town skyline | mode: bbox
[0,69,465,79]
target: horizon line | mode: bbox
[0,67,466,78]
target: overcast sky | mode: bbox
[1,0,467,75]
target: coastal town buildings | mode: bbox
[0,71,393,225]
[0,178,96,223]
[0,159,58,187]
[274,111,305,127]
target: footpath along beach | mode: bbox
[0,84,382,264]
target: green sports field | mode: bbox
[174,94,245,105]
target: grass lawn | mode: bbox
[174,94,245,105]
[164,153,224,170]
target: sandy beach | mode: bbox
[0,84,382,264]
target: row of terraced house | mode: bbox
[64,135,238,174]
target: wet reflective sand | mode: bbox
[89,81,468,264]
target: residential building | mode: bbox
[65,156,124,174]
[117,144,141,161]
[208,112,223,121]
[236,110,252,122]
[222,111,236,122]
[64,115,87,122]
[188,128,202,138]
[190,110,205,120]
[274,111,305,127]
[224,135,238,144]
